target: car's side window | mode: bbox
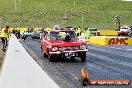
[50,32,58,40]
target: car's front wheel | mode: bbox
[79,52,86,62]
[49,55,55,62]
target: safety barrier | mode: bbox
[90,36,132,45]
[0,35,59,88]
[1,28,117,36]
[100,30,117,36]
[1,28,41,32]
[89,36,107,45]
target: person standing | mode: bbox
[0,26,10,52]
[76,26,82,36]
[39,28,45,40]
[21,31,26,42]
[17,30,21,39]
[128,26,132,37]
[12,28,16,34]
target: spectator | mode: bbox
[12,28,16,34]
[15,29,18,37]
[76,26,82,36]
[0,26,10,52]
[17,30,21,39]
[21,32,26,42]
[128,26,132,37]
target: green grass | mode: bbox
[0,0,132,29]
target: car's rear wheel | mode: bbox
[79,52,86,62]
[41,46,48,58]
[97,34,100,36]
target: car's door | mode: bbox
[42,33,50,53]
[41,33,47,52]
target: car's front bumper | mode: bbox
[49,49,88,55]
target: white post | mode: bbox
[0,16,2,28]
[82,12,84,28]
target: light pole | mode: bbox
[0,16,2,28]
[82,12,84,28]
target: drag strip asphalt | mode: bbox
[20,38,132,88]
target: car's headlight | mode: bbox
[80,45,86,49]
[51,47,58,51]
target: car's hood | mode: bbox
[90,31,99,33]
[49,38,85,46]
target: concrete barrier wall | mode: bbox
[90,36,132,45]
[1,28,117,36]
[89,36,107,45]
[100,30,117,36]
[0,35,59,88]
[1,28,41,32]
[106,37,132,45]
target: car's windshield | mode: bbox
[88,28,97,31]
[50,31,76,40]
[120,27,129,29]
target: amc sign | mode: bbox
[108,38,128,45]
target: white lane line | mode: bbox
[106,46,132,51]
[86,52,132,76]
[90,44,132,51]
[87,52,132,68]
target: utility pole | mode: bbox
[82,12,84,28]
[0,16,2,28]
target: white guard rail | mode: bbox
[0,35,59,88]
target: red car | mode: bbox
[40,29,88,62]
